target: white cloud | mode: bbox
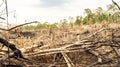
[40,0,70,7]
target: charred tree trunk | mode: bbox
[0,37,25,59]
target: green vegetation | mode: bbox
[22,3,120,30]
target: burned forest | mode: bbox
[0,0,120,67]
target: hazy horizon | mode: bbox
[0,0,120,25]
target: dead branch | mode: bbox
[87,59,113,67]
[0,17,5,20]
[0,28,8,31]
[0,21,38,31]
[61,52,75,67]
[8,21,38,31]
[25,42,102,56]
[112,0,120,10]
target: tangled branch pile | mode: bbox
[0,23,120,67]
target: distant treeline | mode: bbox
[22,3,120,30]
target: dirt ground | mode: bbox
[0,23,120,67]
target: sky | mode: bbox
[0,0,120,25]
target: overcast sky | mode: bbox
[1,0,120,24]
